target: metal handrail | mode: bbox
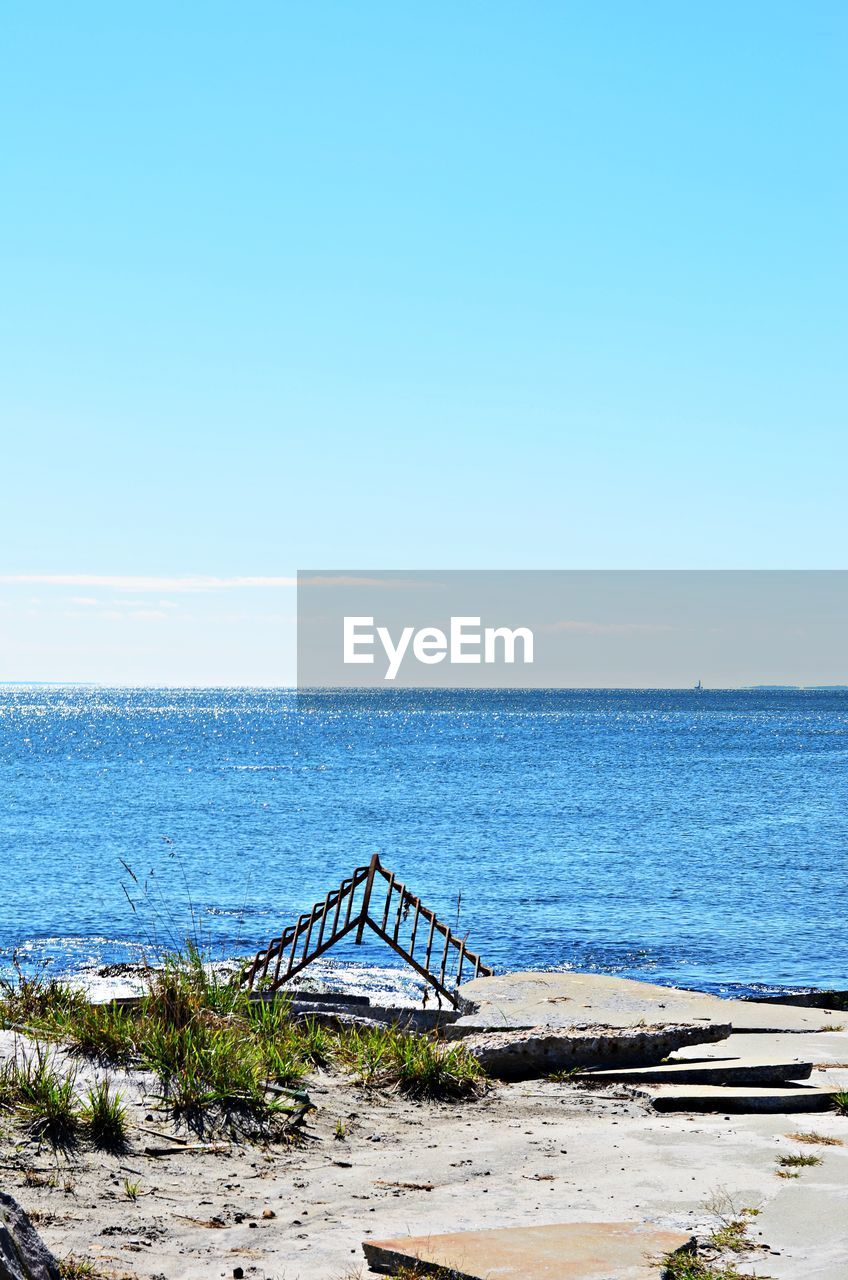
[238,854,492,1006]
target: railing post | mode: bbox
[355,852,381,944]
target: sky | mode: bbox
[1,3,846,683]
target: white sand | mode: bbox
[2,1024,847,1280]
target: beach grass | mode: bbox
[57,1257,120,1280]
[785,1130,843,1145]
[707,1220,754,1251]
[81,1078,128,1151]
[662,1253,752,1280]
[776,1152,822,1168]
[337,1023,483,1099]
[0,948,485,1145]
[8,1044,80,1147]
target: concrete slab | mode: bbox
[462,1022,730,1080]
[362,1220,693,1279]
[674,1028,848,1067]
[584,1057,813,1086]
[639,1083,839,1113]
[751,1148,848,1280]
[458,971,842,1034]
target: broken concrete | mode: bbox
[461,1022,730,1080]
[750,1147,848,1280]
[458,971,843,1033]
[639,1083,840,1113]
[584,1056,813,1086]
[363,1220,693,1279]
[674,1027,848,1067]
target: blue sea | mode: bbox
[1,687,846,999]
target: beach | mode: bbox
[2,970,847,1279]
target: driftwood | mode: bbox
[143,1142,231,1156]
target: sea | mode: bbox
[1,687,846,1001]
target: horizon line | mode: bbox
[2,682,847,692]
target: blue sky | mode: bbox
[1,3,846,681]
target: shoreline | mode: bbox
[4,950,846,1012]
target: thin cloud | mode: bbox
[298,575,447,589]
[0,574,296,593]
[1,573,447,593]
[543,620,675,636]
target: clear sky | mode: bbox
[1,3,846,682]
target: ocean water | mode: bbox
[1,687,846,999]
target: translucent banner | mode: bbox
[297,570,848,689]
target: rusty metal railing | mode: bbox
[238,854,492,1006]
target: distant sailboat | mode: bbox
[695,679,703,692]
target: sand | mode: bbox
[2,1021,847,1280]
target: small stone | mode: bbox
[262,1207,276,1219]
[233,1270,244,1280]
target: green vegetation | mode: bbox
[548,1065,585,1081]
[338,1023,483,1099]
[3,1045,80,1146]
[667,1198,774,1278]
[0,947,486,1148]
[776,1152,822,1168]
[832,1091,848,1116]
[661,1252,753,1280]
[708,1220,753,1251]
[58,1261,98,1280]
[58,1258,126,1280]
[82,1078,128,1151]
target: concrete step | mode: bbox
[584,1056,813,1086]
[638,1083,839,1113]
[673,1028,848,1068]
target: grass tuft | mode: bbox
[13,1046,79,1147]
[82,1078,128,1151]
[776,1151,822,1168]
[707,1220,752,1251]
[338,1025,483,1100]
[786,1130,843,1146]
[549,1066,585,1082]
[58,1258,114,1280]
[661,1251,752,1280]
